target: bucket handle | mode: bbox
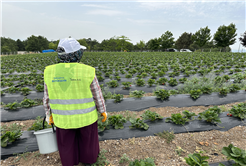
[43,116,56,133]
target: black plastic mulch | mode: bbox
[105,90,246,112]
[1,91,44,103]
[97,112,246,140]
[104,84,181,95]
[1,105,45,122]
[1,91,245,122]
[1,130,38,160]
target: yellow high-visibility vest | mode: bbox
[44,63,98,129]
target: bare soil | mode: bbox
[1,100,246,166]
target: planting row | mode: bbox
[2,89,246,122]
[2,103,246,148]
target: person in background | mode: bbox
[43,38,107,166]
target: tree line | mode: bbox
[1,23,245,53]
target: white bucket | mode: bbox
[34,127,58,154]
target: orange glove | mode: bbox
[101,112,107,122]
[49,114,54,125]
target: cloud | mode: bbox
[80,4,109,8]
[2,3,30,13]
[127,18,163,24]
[86,9,125,16]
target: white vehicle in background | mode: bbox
[180,49,192,52]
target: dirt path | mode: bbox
[1,101,246,166]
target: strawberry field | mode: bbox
[1,52,246,166]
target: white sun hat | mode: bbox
[58,38,86,54]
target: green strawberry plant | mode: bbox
[120,69,125,74]
[4,101,20,110]
[184,70,191,76]
[158,71,165,77]
[1,126,23,148]
[97,75,105,82]
[20,87,31,96]
[219,87,230,96]
[125,73,132,78]
[229,102,246,120]
[121,82,131,89]
[223,75,230,81]
[130,90,145,98]
[7,86,19,93]
[141,72,148,78]
[200,86,213,94]
[168,72,176,77]
[112,94,123,103]
[221,144,246,166]
[20,98,38,108]
[136,74,142,79]
[135,78,145,86]
[165,113,190,125]
[150,72,158,79]
[27,116,52,131]
[35,84,44,92]
[234,68,242,72]
[184,153,209,166]
[207,106,222,114]
[147,78,156,87]
[106,80,118,88]
[169,89,179,95]
[228,84,241,92]
[129,157,156,166]
[168,77,178,86]
[0,90,4,96]
[197,110,222,124]
[108,114,127,129]
[229,69,234,74]
[153,89,170,100]
[182,110,196,119]
[189,89,203,99]
[129,117,149,130]
[157,77,168,85]
[115,76,121,81]
[140,110,163,121]
[104,72,110,77]
[179,77,187,83]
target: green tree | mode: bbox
[1,37,18,52]
[136,40,145,51]
[117,35,131,52]
[213,23,237,51]
[16,39,25,51]
[1,46,11,53]
[239,31,246,48]
[192,26,211,49]
[48,42,56,50]
[77,38,88,48]
[146,38,160,51]
[25,35,49,52]
[159,31,175,51]
[175,32,193,50]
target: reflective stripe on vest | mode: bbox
[52,105,96,115]
[49,98,94,105]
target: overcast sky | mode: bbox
[1,0,245,52]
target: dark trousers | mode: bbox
[56,121,100,166]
